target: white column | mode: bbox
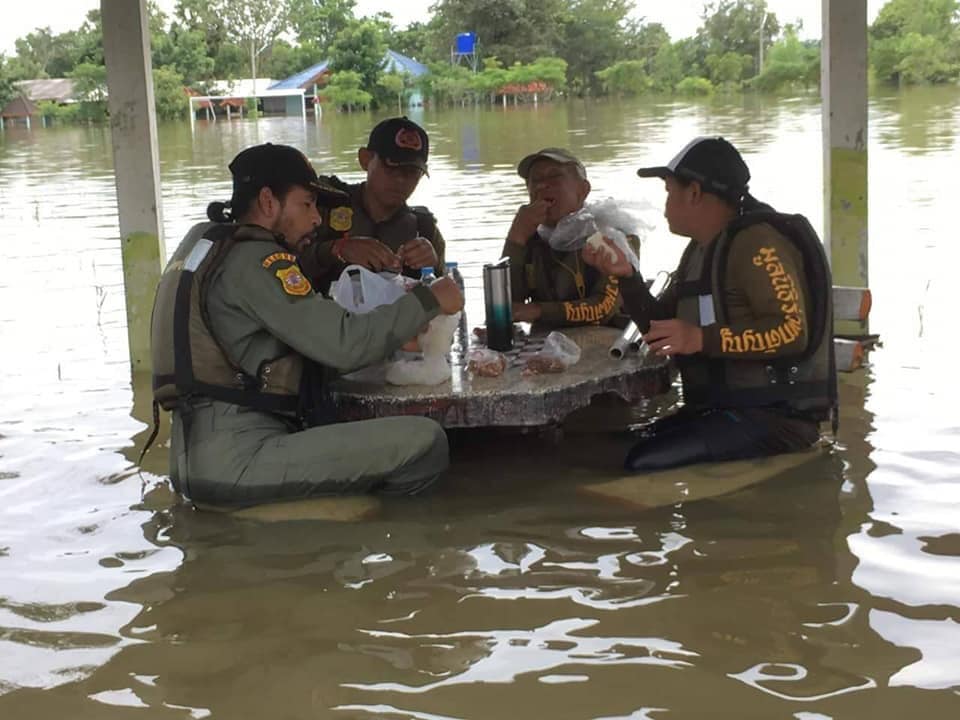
[101,0,165,375]
[822,0,868,288]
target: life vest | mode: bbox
[672,211,837,420]
[150,222,326,421]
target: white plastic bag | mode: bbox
[385,312,461,386]
[330,265,407,313]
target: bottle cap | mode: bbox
[420,266,435,278]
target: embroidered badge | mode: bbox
[395,127,423,151]
[275,265,312,296]
[329,206,353,232]
[261,252,297,269]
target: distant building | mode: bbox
[15,78,79,105]
[1,95,41,129]
[270,50,430,109]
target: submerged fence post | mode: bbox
[101,0,165,375]
[822,0,868,290]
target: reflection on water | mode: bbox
[2,89,960,716]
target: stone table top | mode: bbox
[328,325,672,428]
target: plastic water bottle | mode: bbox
[419,266,437,285]
[445,261,465,295]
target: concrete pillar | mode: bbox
[822,0,868,288]
[101,0,165,375]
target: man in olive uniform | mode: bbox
[502,148,621,327]
[298,116,445,295]
[583,137,836,472]
[150,143,463,507]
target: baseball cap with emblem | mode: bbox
[366,116,430,175]
[229,143,343,199]
[636,136,750,203]
[517,147,587,181]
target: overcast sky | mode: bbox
[2,0,886,58]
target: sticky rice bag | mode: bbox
[385,312,461,386]
[523,331,581,374]
[466,348,507,377]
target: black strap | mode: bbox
[136,399,162,469]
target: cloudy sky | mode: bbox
[2,0,886,58]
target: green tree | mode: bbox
[378,71,412,113]
[68,61,107,121]
[596,59,652,95]
[650,42,684,91]
[329,20,387,95]
[0,55,16,108]
[262,40,325,81]
[870,0,960,84]
[214,0,290,92]
[153,66,189,119]
[634,22,671,74]
[389,20,442,63]
[559,0,639,95]
[697,0,780,78]
[289,0,356,50]
[153,27,215,85]
[13,28,57,78]
[750,27,819,92]
[430,0,567,67]
[323,69,372,111]
[704,51,751,87]
[472,55,510,103]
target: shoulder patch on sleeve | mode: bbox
[261,251,298,268]
[274,264,313,296]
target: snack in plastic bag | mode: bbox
[523,331,581,375]
[385,312,460,386]
[542,198,648,270]
[330,264,407,313]
[466,348,508,377]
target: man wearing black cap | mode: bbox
[148,142,463,507]
[501,147,621,327]
[298,116,446,295]
[583,136,836,472]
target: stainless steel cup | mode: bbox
[482,258,513,351]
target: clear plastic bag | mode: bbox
[541,198,646,270]
[330,265,408,313]
[466,348,508,377]
[523,331,581,374]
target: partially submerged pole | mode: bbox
[101,0,165,374]
[821,0,869,290]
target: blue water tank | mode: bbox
[455,32,477,54]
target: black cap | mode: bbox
[366,116,429,174]
[517,147,587,180]
[636,137,750,203]
[229,143,338,197]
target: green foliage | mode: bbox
[323,69,372,111]
[430,0,568,67]
[68,61,108,121]
[389,21,440,63]
[329,20,388,95]
[558,0,640,95]
[595,60,652,95]
[214,0,291,83]
[153,66,189,119]
[262,40,325,80]
[378,71,411,113]
[697,0,779,79]
[870,0,960,84]
[289,0,356,50]
[675,76,714,95]
[650,42,684,91]
[153,27,215,85]
[0,55,16,109]
[705,51,751,86]
[750,28,819,92]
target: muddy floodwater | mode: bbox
[1,88,960,717]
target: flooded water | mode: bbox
[2,86,960,717]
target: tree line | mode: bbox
[0,0,958,122]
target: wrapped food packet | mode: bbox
[523,331,581,375]
[466,348,507,377]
